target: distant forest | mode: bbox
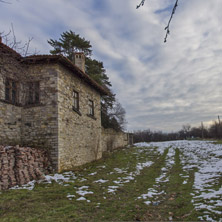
[134,119,222,143]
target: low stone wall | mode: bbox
[0,145,51,190]
[101,128,129,153]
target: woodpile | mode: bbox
[0,145,51,190]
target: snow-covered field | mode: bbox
[136,140,222,221]
[4,140,222,221]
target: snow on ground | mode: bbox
[6,140,222,221]
[137,144,175,205]
[109,160,153,192]
[10,171,76,191]
[75,186,93,202]
[94,179,109,184]
[135,140,222,221]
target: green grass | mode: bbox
[0,147,166,221]
[213,140,222,144]
[0,145,219,221]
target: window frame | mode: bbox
[5,78,19,105]
[88,99,94,117]
[73,90,79,111]
[27,81,40,105]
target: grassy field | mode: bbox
[0,141,221,221]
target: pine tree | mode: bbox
[48,30,92,61]
[48,30,126,131]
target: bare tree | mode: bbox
[109,101,127,131]
[137,0,179,42]
[0,24,37,56]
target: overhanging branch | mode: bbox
[137,0,180,42]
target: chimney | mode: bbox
[74,52,85,73]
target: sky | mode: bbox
[1,0,222,132]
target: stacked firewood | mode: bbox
[0,145,51,190]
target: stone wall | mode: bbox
[0,43,131,173]
[21,64,59,170]
[0,103,22,145]
[57,65,102,172]
[0,44,24,145]
[0,51,59,169]
[0,145,51,190]
[101,128,129,152]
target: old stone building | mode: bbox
[0,40,129,172]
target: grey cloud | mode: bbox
[1,0,222,132]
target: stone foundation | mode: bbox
[0,145,51,190]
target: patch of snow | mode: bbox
[114,168,127,174]
[88,172,97,176]
[108,186,119,193]
[10,171,77,191]
[10,180,36,191]
[136,161,153,171]
[76,186,93,197]
[67,193,75,200]
[77,197,86,201]
[76,190,93,196]
[94,179,108,183]
[144,200,151,205]
[79,186,89,189]
[79,178,87,182]
[44,172,76,184]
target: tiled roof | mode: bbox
[0,42,108,95]
[0,42,22,58]
[23,54,109,95]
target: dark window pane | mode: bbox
[28,83,33,104]
[73,91,79,110]
[34,82,40,103]
[12,81,17,104]
[5,78,18,104]
[27,81,40,105]
[89,100,94,116]
[5,79,10,101]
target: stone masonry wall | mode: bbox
[0,44,24,145]
[101,128,129,152]
[0,103,22,145]
[1,43,130,173]
[57,65,102,172]
[0,145,51,190]
[21,64,59,169]
[0,53,59,169]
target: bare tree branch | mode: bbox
[164,0,179,43]
[23,37,33,56]
[0,24,35,56]
[136,0,146,9]
[136,0,180,43]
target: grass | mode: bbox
[0,144,221,221]
[213,139,222,144]
[0,146,166,222]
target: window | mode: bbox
[5,78,18,104]
[88,99,94,116]
[27,81,40,105]
[73,90,79,111]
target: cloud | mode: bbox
[1,0,222,132]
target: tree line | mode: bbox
[133,118,222,143]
